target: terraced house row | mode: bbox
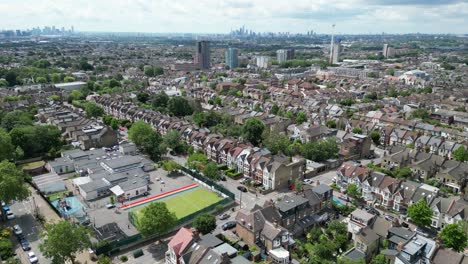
[94,95,305,191]
[336,161,468,229]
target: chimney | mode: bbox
[274,220,278,228]
[397,242,404,252]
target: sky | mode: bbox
[1,0,467,34]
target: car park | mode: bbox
[28,252,38,263]
[13,225,22,235]
[237,186,247,192]
[217,213,229,220]
[222,221,236,231]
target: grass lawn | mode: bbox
[47,190,69,202]
[133,187,222,219]
[21,161,45,170]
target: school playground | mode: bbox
[122,183,223,219]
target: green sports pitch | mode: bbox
[132,187,223,220]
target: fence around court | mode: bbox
[95,166,235,255]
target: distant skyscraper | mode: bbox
[331,41,341,64]
[195,41,211,69]
[382,44,395,58]
[225,48,239,69]
[276,49,295,63]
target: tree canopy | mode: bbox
[167,97,193,117]
[84,102,104,118]
[453,146,468,162]
[0,129,14,161]
[407,199,432,227]
[192,213,216,234]
[242,118,265,146]
[40,220,91,264]
[202,162,220,180]
[0,161,30,203]
[301,138,339,162]
[137,202,177,237]
[439,222,468,252]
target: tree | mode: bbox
[0,129,14,161]
[36,76,47,84]
[137,202,177,236]
[141,131,165,162]
[307,227,323,242]
[5,72,18,86]
[370,254,388,264]
[97,255,112,264]
[352,127,363,134]
[163,130,182,151]
[192,213,216,234]
[137,92,150,104]
[167,97,193,117]
[144,66,164,77]
[202,162,220,180]
[326,119,336,128]
[151,92,169,108]
[63,76,75,83]
[33,59,51,68]
[40,220,91,264]
[1,110,33,131]
[242,118,264,146]
[270,104,279,115]
[10,125,62,158]
[407,199,432,227]
[0,161,30,202]
[263,133,290,155]
[50,73,60,83]
[346,183,360,198]
[453,146,468,162]
[128,121,154,147]
[411,109,430,120]
[161,160,181,173]
[370,131,381,145]
[394,167,412,179]
[301,138,339,162]
[296,112,307,124]
[294,180,303,193]
[84,103,104,118]
[438,222,468,252]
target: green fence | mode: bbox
[180,166,235,200]
[95,167,235,255]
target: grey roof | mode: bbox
[276,195,309,212]
[432,248,464,264]
[79,179,110,192]
[389,235,407,245]
[230,255,251,264]
[343,248,366,260]
[357,228,379,244]
[388,227,414,240]
[212,243,237,257]
[312,184,332,195]
[198,234,224,248]
[402,238,426,256]
[118,177,147,191]
[101,156,143,170]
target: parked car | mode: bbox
[303,179,314,185]
[5,210,15,219]
[20,239,30,251]
[339,195,349,202]
[332,177,337,183]
[237,186,247,192]
[105,204,116,209]
[365,206,381,216]
[401,222,409,228]
[217,213,229,220]
[13,225,22,236]
[384,215,395,222]
[239,178,249,184]
[222,221,237,231]
[2,205,9,211]
[28,252,38,263]
[415,227,429,237]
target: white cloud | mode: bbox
[0,0,466,33]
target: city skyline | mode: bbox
[1,0,467,34]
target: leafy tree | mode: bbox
[438,222,468,252]
[167,97,193,117]
[144,66,164,77]
[411,109,430,120]
[141,131,165,162]
[67,90,84,102]
[296,112,307,124]
[202,162,220,180]
[394,167,413,179]
[187,152,208,171]
[97,255,112,264]
[0,80,8,87]
[161,160,181,173]
[1,110,33,131]
[40,220,91,264]
[407,199,432,227]
[346,183,360,198]
[79,61,94,71]
[9,125,62,158]
[36,76,47,83]
[151,92,169,109]
[137,92,150,104]
[63,76,75,83]
[163,130,181,151]
[192,213,216,234]
[242,118,265,146]
[294,180,303,192]
[50,73,61,83]
[370,130,381,145]
[137,202,177,236]
[453,146,468,162]
[128,121,154,147]
[385,68,395,76]
[326,119,336,128]
[307,227,323,242]
[0,129,14,161]
[270,104,279,115]
[84,102,104,118]
[263,133,290,155]
[339,258,366,264]
[0,237,13,260]
[352,127,363,134]
[285,111,294,119]
[370,254,388,264]
[301,138,339,162]
[5,72,18,86]
[33,59,51,68]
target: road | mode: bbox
[7,197,50,264]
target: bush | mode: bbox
[226,171,242,178]
[120,255,128,262]
[133,249,144,258]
